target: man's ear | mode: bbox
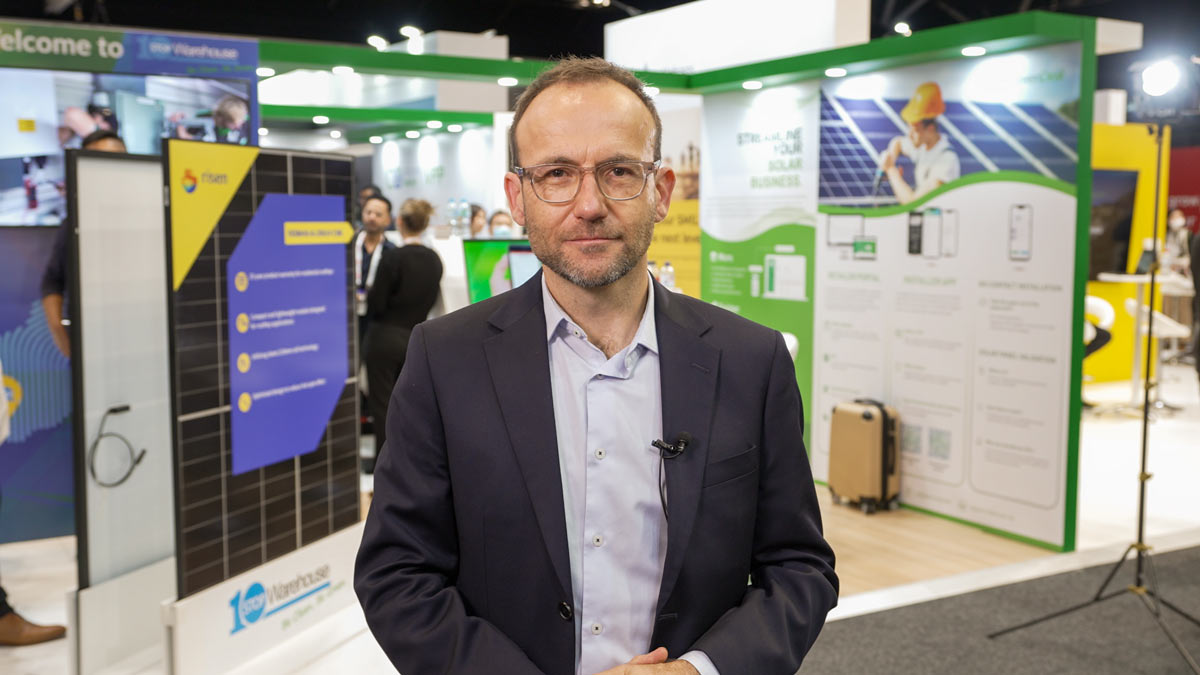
[653,166,676,223]
[504,172,526,226]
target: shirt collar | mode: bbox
[541,272,658,355]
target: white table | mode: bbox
[1097,271,1192,408]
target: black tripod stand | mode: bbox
[988,122,1200,674]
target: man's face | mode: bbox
[361,198,392,234]
[908,120,936,149]
[504,80,674,289]
[227,107,247,129]
[83,137,126,153]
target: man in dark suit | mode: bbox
[355,57,838,675]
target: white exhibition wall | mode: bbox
[372,125,506,225]
[605,0,870,73]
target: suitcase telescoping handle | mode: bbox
[854,398,896,502]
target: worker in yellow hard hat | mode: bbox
[880,81,961,203]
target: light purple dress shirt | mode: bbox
[542,276,718,675]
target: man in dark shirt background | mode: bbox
[40,130,126,357]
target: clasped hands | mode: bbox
[592,647,699,675]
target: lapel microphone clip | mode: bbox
[652,432,692,459]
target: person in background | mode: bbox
[1165,209,1191,273]
[355,184,384,229]
[880,82,961,204]
[355,195,398,349]
[170,95,250,145]
[468,203,488,238]
[489,209,516,238]
[0,357,67,646]
[41,130,127,357]
[362,198,443,457]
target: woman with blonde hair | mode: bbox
[363,199,444,456]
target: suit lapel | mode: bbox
[483,274,573,600]
[653,283,720,614]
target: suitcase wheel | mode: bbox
[860,500,877,515]
[829,489,842,505]
[888,496,901,511]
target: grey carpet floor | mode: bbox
[802,546,1200,674]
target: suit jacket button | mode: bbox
[558,602,573,621]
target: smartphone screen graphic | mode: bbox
[941,208,958,257]
[922,208,942,259]
[907,211,923,256]
[1009,205,1033,261]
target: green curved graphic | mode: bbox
[818,171,1076,218]
[701,224,815,450]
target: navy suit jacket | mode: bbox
[355,272,838,674]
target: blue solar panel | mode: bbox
[1016,103,1078,149]
[975,103,1076,182]
[819,94,905,202]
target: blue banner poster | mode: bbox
[226,195,350,475]
[0,227,73,542]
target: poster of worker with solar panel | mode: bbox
[818,43,1080,208]
[808,41,1085,551]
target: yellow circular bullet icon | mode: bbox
[238,393,252,413]
[235,272,249,292]
[237,353,251,373]
[236,313,250,334]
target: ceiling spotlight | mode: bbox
[330,130,342,139]
[258,127,268,137]
[644,86,660,96]
[256,66,276,77]
[369,136,383,144]
[426,120,443,129]
[446,124,463,133]
[312,115,330,125]
[894,22,911,35]
[825,67,848,78]
[961,46,987,57]
[497,76,519,87]
[367,35,388,51]
[742,80,763,90]
[332,66,355,75]
[399,25,423,39]
[1141,59,1182,96]
[406,130,420,139]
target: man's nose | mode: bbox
[571,171,608,222]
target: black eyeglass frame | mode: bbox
[512,159,662,204]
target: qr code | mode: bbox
[901,423,923,455]
[928,427,951,460]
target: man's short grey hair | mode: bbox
[509,56,662,167]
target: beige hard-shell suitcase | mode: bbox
[828,399,899,514]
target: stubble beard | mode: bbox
[527,202,656,289]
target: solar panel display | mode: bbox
[820,91,1078,206]
[974,103,1076,182]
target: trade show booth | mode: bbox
[4,6,1193,673]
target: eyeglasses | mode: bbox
[513,160,661,204]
